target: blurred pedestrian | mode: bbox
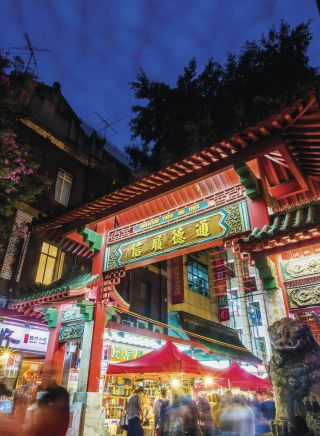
[126,387,144,436]
[22,380,70,436]
[0,382,17,435]
[260,392,275,433]
[250,393,270,435]
[220,395,255,436]
[198,396,215,436]
[261,392,275,422]
[181,391,201,436]
[154,388,170,435]
[162,393,184,436]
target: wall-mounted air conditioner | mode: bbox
[122,320,133,327]
[152,325,164,335]
[137,321,148,330]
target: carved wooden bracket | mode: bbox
[102,268,129,310]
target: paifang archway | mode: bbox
[26,89,320,392]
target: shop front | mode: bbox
[0,313,49,411]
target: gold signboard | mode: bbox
[105,201,250,271]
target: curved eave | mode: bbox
[32,91,318,234]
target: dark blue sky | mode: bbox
[1,1,319,153]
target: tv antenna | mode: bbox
[11,33,51,76]
[94,112,121,140]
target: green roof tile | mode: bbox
[16,268,99,303]
[239,203,320,245]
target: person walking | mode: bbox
[198,396,215,436]
[181,392,201,436]
[219,395,255,436]
[126,387,144,436]
[22,380,70,436]
[154,388,170,435]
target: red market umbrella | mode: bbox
[221,362,271,390]
[194,363,271,391]
[106,341,223,379]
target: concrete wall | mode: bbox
[169,252,219,322]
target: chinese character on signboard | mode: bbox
[195,219,210,238]
[151,235,163,252]
[171,227,186,245]
[131,242,143,258]
[0,328,20,347]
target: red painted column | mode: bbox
[87,218,114,392]
[273,254,290,316]
[246,195,270,229]
[42,306,65,386]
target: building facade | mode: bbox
[0,76,133,296]
[5,89,320,433]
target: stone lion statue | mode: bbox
[268,317,320,436]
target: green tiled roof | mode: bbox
[169,311,261,364]
[15,268,99,302]
[239,203,320,244]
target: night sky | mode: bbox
[1,1,319,153]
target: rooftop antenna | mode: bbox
[94,111,121,140]
[11,33,51,76]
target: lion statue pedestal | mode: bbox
[268,317,320,436]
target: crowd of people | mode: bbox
[125,387,275,436]
[0,373,70,436]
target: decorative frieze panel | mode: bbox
[281,254,320,280]
[59,323,84,342]
[107,185,245,244]
[287,285,320,310]
[61,306,84,323]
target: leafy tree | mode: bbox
[0,58,47,256]
[127,21,319,170]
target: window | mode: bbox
[243,276,258,293]
[35,242,65,285]
[187,256,210,297]
[236,328,243,342]
[254,337,266,354]
[140,282,151,317]
[55,170,73,206]
[229,288,240,317]
[248,301,263,326]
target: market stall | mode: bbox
[219,362,271,390]
[104,342,223,434]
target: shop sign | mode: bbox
[0,322,49,353]
[58,323,84,342]
[110,345,145,362]
[105,201,250,271]
[61,306,84,324]
[170,256,184,304]
[67,368,79,395]
[218,307,230,322]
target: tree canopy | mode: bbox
[126,21,319,170]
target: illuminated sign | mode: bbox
[0,322,49,353]
[105,201,250,271]
[110,345,145,362]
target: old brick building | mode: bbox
[0,77,133,296]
